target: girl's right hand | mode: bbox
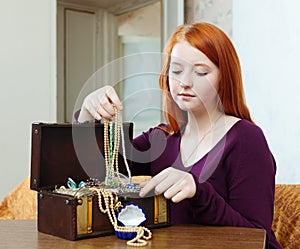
[78,86,123,123]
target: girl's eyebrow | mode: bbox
[171,61,210,70]
[170,61,182,65]
[194,63,210,69]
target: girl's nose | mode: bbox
[179,72,193,88]
[179,78,192,88]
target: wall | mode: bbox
[118,1,161,36]
[184,0,232,36]
[0,0,56,201]
[232,0,300,183]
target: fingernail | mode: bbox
[95,113,101,120]
[139,190,144,197]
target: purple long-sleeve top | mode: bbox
[131,119,281,249]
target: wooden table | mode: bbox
[0,220,266,249]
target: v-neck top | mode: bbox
[132,119,281,249]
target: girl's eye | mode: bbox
[171,70,182,75]
[195,71,207,76]
[169,66,182,75]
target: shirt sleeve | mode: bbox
[189,123,276,236]
[73,110,81,124]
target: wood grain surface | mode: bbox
[0,220,266,249]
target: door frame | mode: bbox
[56,0,184,122]
[57,2,118,122]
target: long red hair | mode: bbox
[159,22,253,134]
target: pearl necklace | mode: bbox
[104,109,120,186]
[101,107,152,246]
[91,187,152,247]
[103,106,131,186]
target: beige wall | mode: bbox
[233,0,300,184]
[118,1,161,37]
[0,0,56,201]
[184,0,232,36]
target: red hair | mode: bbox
[159,22,253,134]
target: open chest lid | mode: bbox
[30,122,133,191]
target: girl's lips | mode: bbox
[178,93,196,101]
[178,93,195,97]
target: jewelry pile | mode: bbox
[54,106,152,247]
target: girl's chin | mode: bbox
[176,103,196,112]
[175,101,206,113]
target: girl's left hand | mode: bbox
[139,167,196,203]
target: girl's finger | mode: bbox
[171,190,187,203]
[139,172,168,197]
[105,87,123,111]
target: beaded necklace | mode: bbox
[100,106,152,246]
[103,106,131,186]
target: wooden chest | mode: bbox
[30,122,169,240]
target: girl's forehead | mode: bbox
[170,41,213,67]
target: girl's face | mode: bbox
[168,41,220,115]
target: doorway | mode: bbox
[56,0,184,130]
